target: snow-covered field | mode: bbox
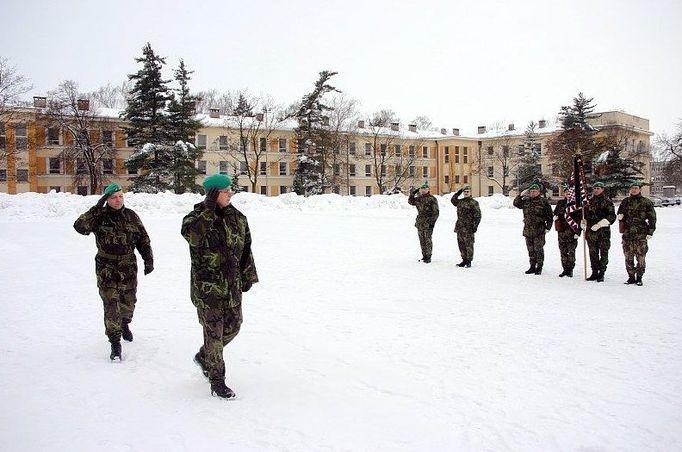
[1,191,681,451]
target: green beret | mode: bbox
[629,180,643,188]
[592,181,605,188]
[528,183,541,190]
[103,183,122,196]
[203,174,232,191]
[462,185,471,191]
[420,181,430,189]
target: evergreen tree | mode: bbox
[166,59,204,194]
[594,132,646,197]
[292,71,340,196]
[123,43,173,193]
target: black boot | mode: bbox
[559,268,568,277]
[596,270,605,282]
[194,352,209,378]
[422,256,431,263]
[565,268,573,278]
[586,270,598,281]
[534,264,543,275]
[110,341,121,361]
[636,273,643,286]
[465,260,471,268]
[210,380,236,400]
[122,323,133,342]
[457,260,467,267]
[625,274,636,285]
[525,264,536,274]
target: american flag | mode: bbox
[565,155,589,233]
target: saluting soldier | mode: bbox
[407,181,439,263]
[450,185,481,267]
[513,182,553,275]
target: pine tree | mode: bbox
[166,59,204,194]
[594,132,645,197]
[123,43,173,193]
[292,71,340,196]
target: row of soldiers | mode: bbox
[407,180,657,286]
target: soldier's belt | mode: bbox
[97,251,135,261]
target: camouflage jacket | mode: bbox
[451,195,481,233]
[617,194,656,240]
[74,205,153,266]
[408,192,439,229]
[181,202,259,309]
[553,199,583,235]
[584,194,616,229]
[513,194,553,237]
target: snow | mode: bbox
[1,192,681,451]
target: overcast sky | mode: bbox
[2,0,680,136]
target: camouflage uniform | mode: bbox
[553,199,582,274]
[617,194,656,280]
[584,193,616,276]
[513,194,553,269]
[408,190,440,261]
[181,201,258,385]
[74,205,153,343]
[450,194,481,263]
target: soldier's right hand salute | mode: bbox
[204,188,219,211]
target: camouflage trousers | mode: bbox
[196,302,243,383]
[98,285,136,343]
[524,234,546,266]
[417,227,434,260]
[457,230,475,261]
[586,230,610,273]
[557,231,578,270]
[622,238,648,277]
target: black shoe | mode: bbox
[636,274,643,286]
[559,269,568,277]
[565,269,573,278]
[210,380,236,399]
[586,271,598,281]
[422,257,431,263]
[122,323,133,342]
[465,260,471,268]
[625,275,636,285]
[110,341,121,361]
[534,265,543,275]
[457,261,467,267]
[596,271,605,282]
[194,352,209,378]
[524,264,536,274]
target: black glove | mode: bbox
[144,262,154,275]
[204,188,219,211]
[242,281,252,293]
[409,187,418,195]
[454,189,463,197]
[96,193,110,208]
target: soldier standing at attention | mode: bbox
[450,185,481,267]
[513,183,553,275]
[181,174,259,399]
[582,181,616,282]
[553,188,582,277]
[407,181,439,263]
[74,183,154,361]
[617,181,656,286]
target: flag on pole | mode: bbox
[565,155,589,233]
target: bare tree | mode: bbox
[41,80,116,194]
[89,82,130,109]
[471,122,521,195]
[0,57,33,164]
[325,94,360,194]
[195,89,235,114]
[656,121,682,187]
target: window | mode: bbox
[502,146,509,158]
[350,185,356,196]
[198,160,207,174]
[128,166,138,175]
[239,161,248,175]
[260,186,267,195]
[239,137,248,152]
[333,185,340,194]
[49,186,61,193]
[463,147,468,164]
[259,161,267,175]
[444,146,449,163]
[409,145,415,157]
[103,159,113,175]
[297,139,305,153]
[455,146,460,163]
[219,136,229,150]
[48,127,60,145]
[333,164,340,176]
[77,186,88,196]
[422,166,429,178]
[102,130,113,146]
[551,163,560,176]
[349,142,356,156]
[488,186,494,196]
[422,146,428,158]
[365,186,372,196]
[17,169,29,182]
[503,167,509,177]
[380,144,387,156]
[240,186,248,192]
[0,169,6,181]
[279,162,287,176]
[279,186,288,194]
[463,175,468,184]
[49,158,61,174]
[349,164,356,176]
[259,137,267,152]
[365,143,372,156]
[584,160,592,174]
[380,165,386,177]
[0,122,5,148]
[487,146,494,156]
[487,166,494,177]
[15,123,27,150]
[517,144,525,154]
[365,165,371,177]
[196,134,207,148]
[279,138,287,152]
[444,175,449,184]
[455,175,460,184]
[219,161,229,174]
[395,144,401,156]
[409,166,415,177]
[76,159,87,174]
[552,187,560,197]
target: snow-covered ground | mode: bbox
[1,191,680,451]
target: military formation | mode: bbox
[73,175,657,401]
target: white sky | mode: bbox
[2,0,681,136]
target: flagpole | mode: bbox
[582,206,587,280]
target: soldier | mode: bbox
[513,183,553,275]
[617,181,656,286]
[581,181,616,282]
[553,188,582,277]
[407,181,439,263]
[73,183,154,361]
[450,185,481,267]
[181,174,259,399]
